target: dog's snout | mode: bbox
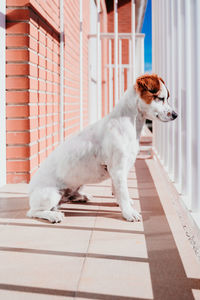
[172,111,178,120]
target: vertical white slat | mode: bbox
[105,67,108,115]
[176,0,182,192]
[167,0,173,177]
[128,38,132,87]
[97,0,101,119]
[152,0,156,152]
[180,0,187,196]
[119,39,122,98]
[59,0,64,143]
[131,0,136,83]
[165,0,171,172]
[114,0,119,104]
[170,0,175,181]
[0,0,6,187]
[157,0,161,158]
[122,67,125,93]
[79,0,83,130]
[159,0,164,163]
[109,39,113,112]
[173,0,180,189]
[184,0,192,207]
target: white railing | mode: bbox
[152,0,200,227]
[88,33,144,122]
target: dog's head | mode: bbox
[134,74,178,122]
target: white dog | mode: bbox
[27,74,178,223]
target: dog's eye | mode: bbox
[158,97,164,102]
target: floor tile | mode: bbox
[78,258,153,299]
[0,251,83,292]
[88,230,148,259]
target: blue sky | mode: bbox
[141,0,152,72]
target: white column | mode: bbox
[180,0,187,196]
[177,0,182,192]
[59,0,64,143]
[97,0,101,119]
[79,0,83,130]
[184,0,192,207]
[128,39,132,87]
[0,0,6,187]
[173,0,181,191]
[131,0,136,83]
[108,39,113,112]
[114,0,119,104]
[105,67,108,115]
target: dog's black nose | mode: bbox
[172,111,178,120]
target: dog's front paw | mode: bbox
[48,211,64,223]
[122,208,141,222]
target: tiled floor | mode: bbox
[0,159,200,300]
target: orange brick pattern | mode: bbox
[6,1,61,183]
[6,0,108,183]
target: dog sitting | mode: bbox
[27,74,178,223]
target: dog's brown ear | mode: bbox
[135,74,161,104]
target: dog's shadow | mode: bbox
[60,200,124,220]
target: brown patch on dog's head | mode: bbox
[134,74,162,104]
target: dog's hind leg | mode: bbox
[27,187,64,223]
[69,186,93,203]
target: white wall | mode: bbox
[0,0,6,187]
[152,0,200,227]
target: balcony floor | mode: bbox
[0,158,200,300]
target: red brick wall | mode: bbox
[6,0,107,183]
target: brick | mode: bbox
[6,0,29,6]
[29,51,38,64]
[30,143,38,156]
[6,35,29,48]
[6,22,29,34]
[6,49,29,61]
[30,91,38,102]
[29,64,38,77]
[30,130,38,142]
[7,173,29,184]
[7,160,29,172]
[29,117,38,129]
[6,63,29,76]
[39,151,46,164]
[29,37,38,51]
[7,146,30,159]
[6,8,30,21]
[30,155,38,170]
[6,132,30,144]
[29,23,38,39]
[6,105,29,118]
[6,119,29,131]
[29,105,38,116]
[6,77,29,90]
[29,78,38,90]
[6,91,29,103]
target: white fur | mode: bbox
[27,80,176,223]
